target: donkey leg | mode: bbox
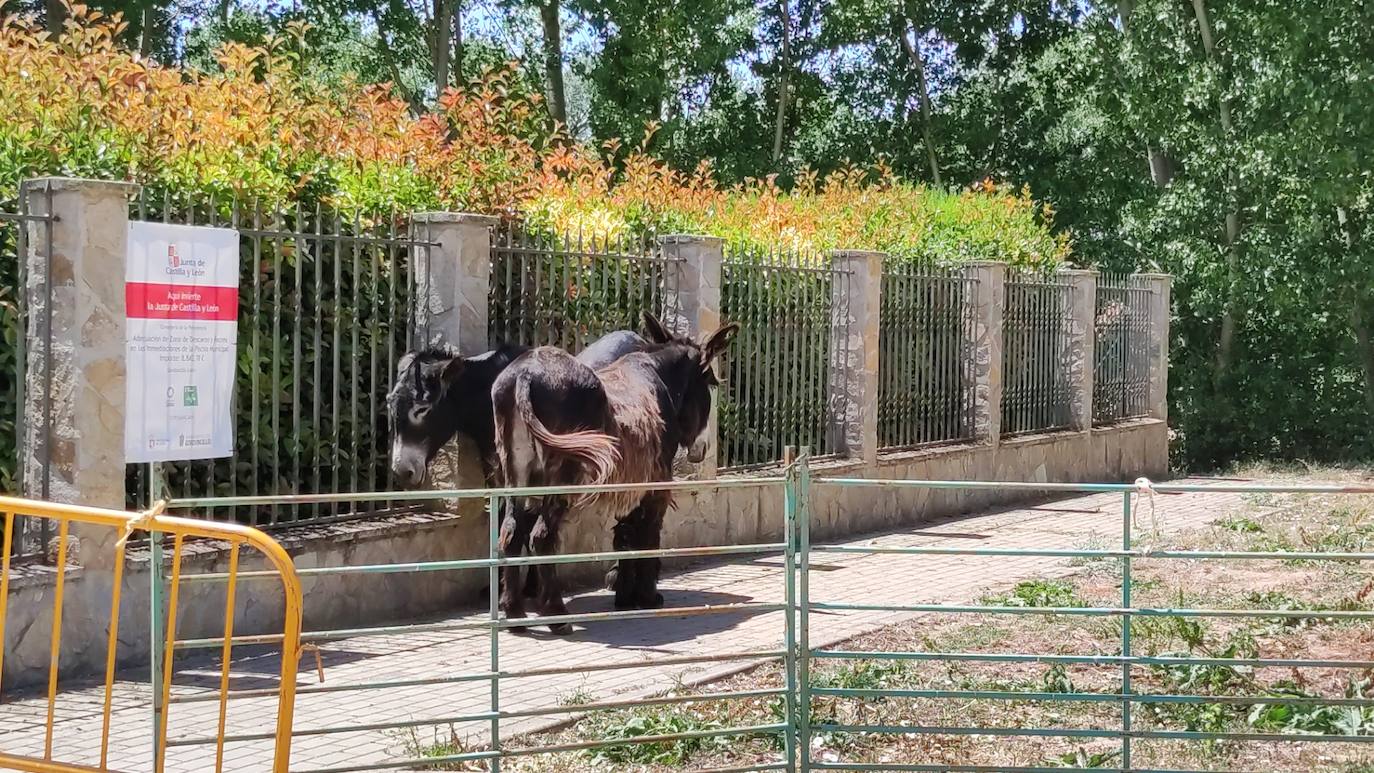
[610,506,644,611]
[498,507,532,630]
[529,501,573,635]
[630,493,668,609]
[612,493,667,610]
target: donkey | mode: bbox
[386,330,651,601]
[491,312,737,633]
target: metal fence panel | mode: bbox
[125,191,424,527]
[1001,271,1073,436]
[719,245,843,470]
[488,226,674,350]
[1,184,53,558]
[1094,275,1154,425]
[878,262,978,450]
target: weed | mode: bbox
[1214,517,1264,534]
[814,659,911,691]
[1248,678,1374,736]
[558,685,594,707]
[981,579,1085,609]
[1040,664,1075,694]
[397,725,484,771]
[582,707,726,766]
[1050,747,1121,768]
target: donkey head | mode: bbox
[386,347,466,488]
[642,312,739,464]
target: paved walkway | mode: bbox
[0,480,1249,771]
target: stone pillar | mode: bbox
[411,213,496,354]
[660,234,723,479]
[961,261,1005,446]
[1058,268,1098,432]
[22,177,140,569]
[828,250,883,466]
[1138,273,1172,422]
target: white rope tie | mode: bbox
[1132,476,1161,543]
[115,499,169,549]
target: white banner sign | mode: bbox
[125,222,240,463]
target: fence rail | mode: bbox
[488,226,674,350]
[1094,274,1154,425]
[1002,271,1074,436]
[719,245,845,469]
[878,262,978,450]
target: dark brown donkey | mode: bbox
[491,312,738,633]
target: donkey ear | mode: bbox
[440,355,466,387]
[701,322,740,363]
[642,311,674,344]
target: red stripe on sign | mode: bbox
[126,282,239,322]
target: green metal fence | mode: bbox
[1094,274,1154,425]
[1002,270,1074,436]
[719,245,846,470]
[877,262,978,450]
[488,225,676,351]
[158,462,1374,771]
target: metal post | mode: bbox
[487,495,502,773]
[797,447,812,773]
[781,448,799,771]
[1120,491,1133,769]
[149,462,165,765]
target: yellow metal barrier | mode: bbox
[0,495,302,773]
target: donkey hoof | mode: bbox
[649,592,665,609]
[547,622,573,636]
[604,567,619,590]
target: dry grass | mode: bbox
[408,470,1374,771]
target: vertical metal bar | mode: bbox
[250,203,262,525]
[213,543,240,773]
[1121,491,1133,769]
[487,495,502,772]
[227,199,241,521]
[41,181,53,513]
[149,467,164,764]
[351,218,362,499]
[291,203,306,523]
[796,447,812,773]
[781,451,798,772]
[155,534,185,773]
[99,538,127,770]
[270,211,283,524]
[331,217,344,517]
[43,518,69,760]
[312,210,325,505]
[14,196,28,499]
[368,225,381,502]
[0,511,11,692]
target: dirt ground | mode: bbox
[406,465,1374,771]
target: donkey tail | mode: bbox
[515,374,620,494]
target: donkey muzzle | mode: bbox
[686,436,709,464]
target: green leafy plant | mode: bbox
[982,579,1086,609]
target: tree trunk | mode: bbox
[452,0,464,84]
[44,0,65,36]
[894,11,941,186]
[431,0,450,98]
[138,2,156,58]
[1118,0,1176,187]
[770,0,792,165]
[1190,0,1242,391]
[540,1,568,127]
[372,8,422,115]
